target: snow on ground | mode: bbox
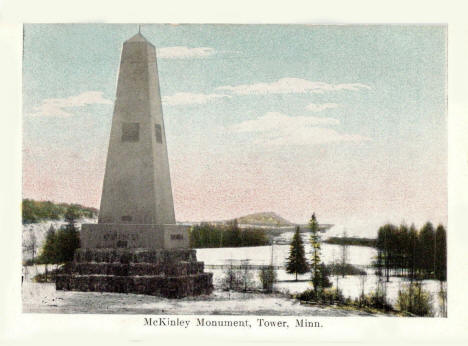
[197,242,376,267]
[22,282,374,316]
[22,227,443,316]
[198,244,444,317]
[21,266,374,315]
[22,282,61,310]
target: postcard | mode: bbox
[1,2,468,344]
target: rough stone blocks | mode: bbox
[56,248,213,298]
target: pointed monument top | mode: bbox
[125,25,154,46]
[126,32,149,43]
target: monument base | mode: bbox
[56,248,213,298]
[80,223,190,250]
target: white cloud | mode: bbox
[28,91,112,117]
[217,78,371,95]
[306,103,339,112]
[157,46,216,59]
[264,127,370,146]
[163,92,231,106]
[231,112,339,132]
[231,112,370,146]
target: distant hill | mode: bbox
[235,212,293,226]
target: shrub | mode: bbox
[327,263,367,276]
[297,288,344,305]
[33,268,60,283]
[221,262,242,291]
[357,290,393,311]
[396,282,434,316]
[259,265,277,293]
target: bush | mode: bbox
[259,265,277,292]
[33,268,60,283]
[367,291,392,311]
[319,263,333,289]
[297,288,317,301]
[221,263,242,291]
[396,282,434,316]
[327,263,367,276]
[297,288,344,305]
[356,289,393,311]
[23,258,35,266]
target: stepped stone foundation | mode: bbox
[56,248,213,298]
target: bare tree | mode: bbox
[24,230,38,264]
[222,259,240,292]
[340,229,348,278]
[240,259,253,292]
[438,281,447,317]
[359,272,367,305]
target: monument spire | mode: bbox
[98,28,175,225]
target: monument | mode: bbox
[56,31,213,298]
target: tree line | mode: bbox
[22,199,98,224]
[324,236,376,248]
[374,222,446,282]
[189,220,270,248]
[286,216,445,316]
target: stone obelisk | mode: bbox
[56,31,213,298]
[79,32,188,250]
[99,32,175,227]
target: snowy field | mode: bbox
[22,223,444,316]
[21,277,374,316]
[197,234,445,317]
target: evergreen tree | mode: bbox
[309,213,322,292]
[407,224,418,281]
[189,226,201,248]
[56,224,80,263]
[38,225,58,281]
[230,219,241,247]
[318,263,332,289]
[396,224,409,276]
[64,204,82,224]
[419,222,435,277]
[39,225,58,264]
[435,224,447,282]
[286,226,309,281]
[376,224,398,281]
[56,206,81,263]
